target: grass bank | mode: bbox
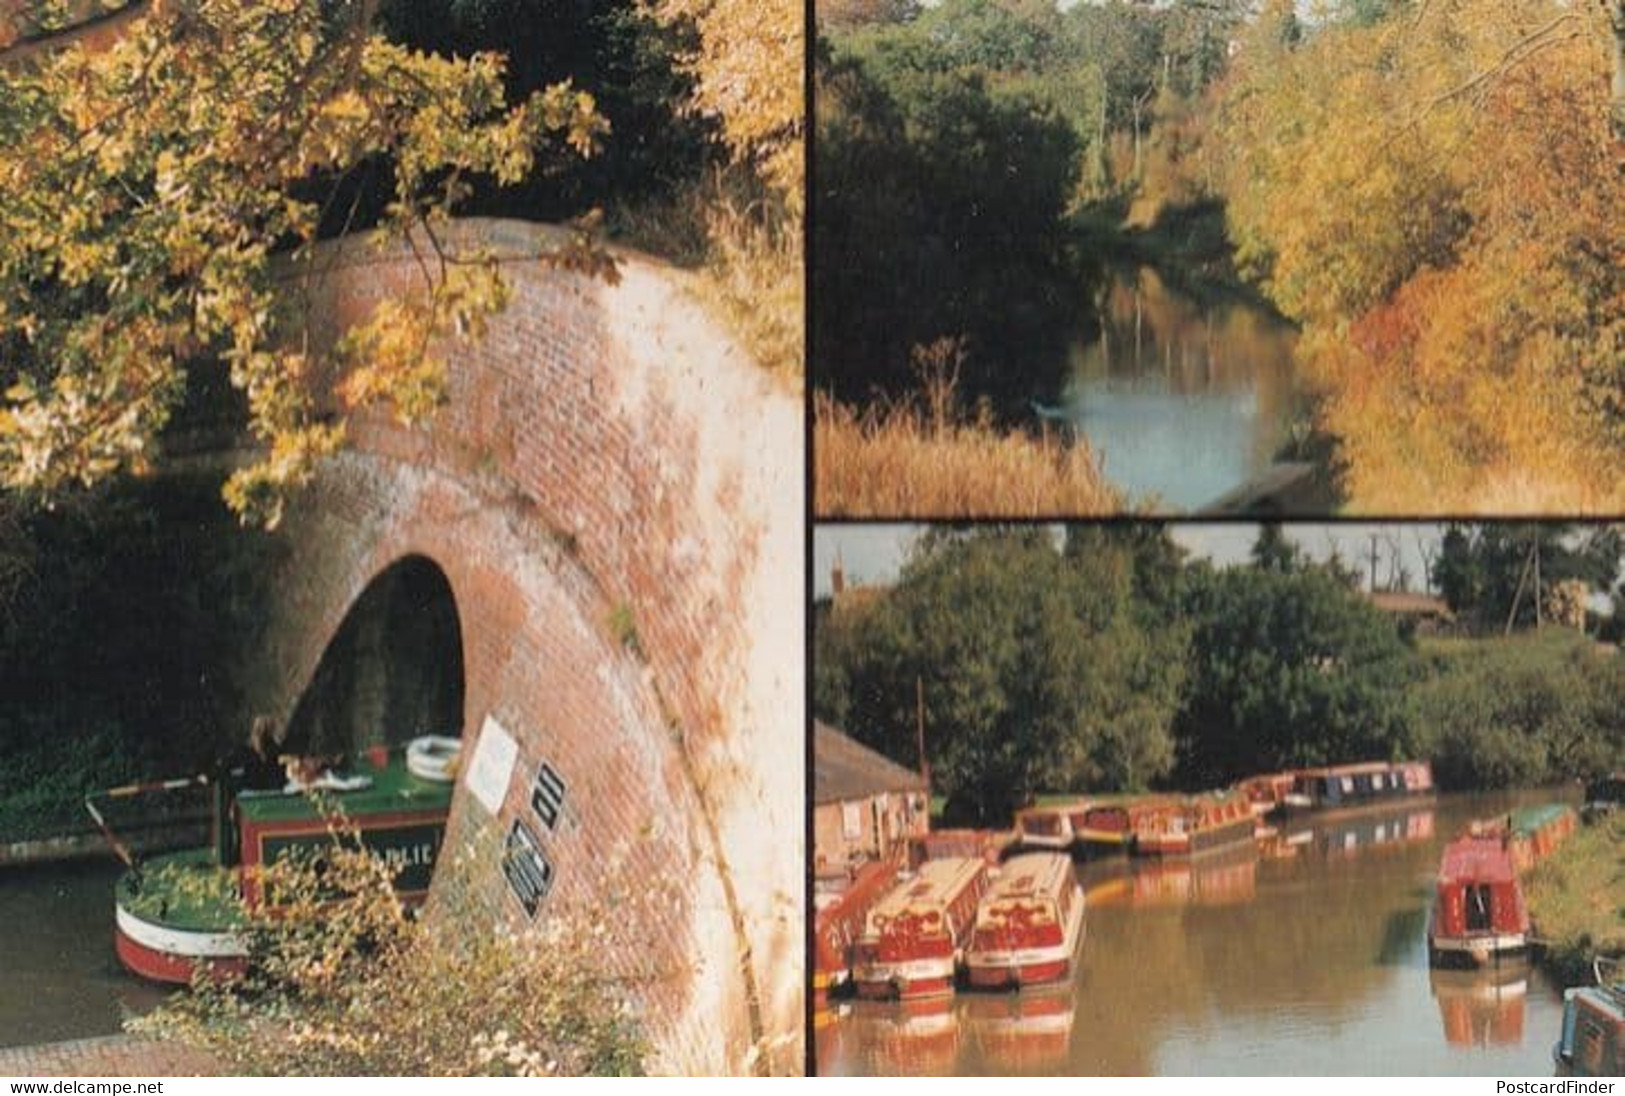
[1526,816,1625,987]
[814,392,1119,518]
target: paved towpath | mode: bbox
[0,1036,221,1077]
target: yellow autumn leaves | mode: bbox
[1216,0,1624,512]
[0,0,606,525]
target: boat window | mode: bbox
[1466,884,1493,932]
[842,802,862,840]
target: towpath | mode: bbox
[0,1036,221,1077]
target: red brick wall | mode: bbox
[238,220,804,1074]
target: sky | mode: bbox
[812,522,1450,599]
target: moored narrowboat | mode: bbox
[1236,772,1296,818]
[1427,833,1529,968]
[963,853,1085,990]
[813,859,899,1005]
[1132,791,1256,858]
[1012,804,1078,853]
[1279,760,1432,818]
[100,739,457,985]
[852,856,991,1000]
[1554,976,1625,1077]
[1501,803,1577,874]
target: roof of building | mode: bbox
[1368,591,1454,617]
[814,720,928,805]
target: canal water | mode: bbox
[817,789,1577,1076]
[1055,267,1307,511]
[0,858,168,1048]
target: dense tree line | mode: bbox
[815,526,1624,815]
[813,0,1249,410]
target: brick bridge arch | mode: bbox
[228,220,802,1073]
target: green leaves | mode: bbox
[0,0,607,522]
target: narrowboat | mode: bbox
[1236,772,1296,818]
[1554,975,1625,1077]
[963,853,1085,990]
[1500,804,1577,874]
[1012,804,1078,854]
[1132,791,1256,858]
[1427,833,1529,968]
[813,859,899,1005]
[98,737,458,984]
[1067,802,1132,853]
[1279,760,1433,818]
[851,856,990,1000]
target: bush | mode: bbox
[1409,632,1624,791]
[135,811,653,1076]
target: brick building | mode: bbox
[813,720,929,879]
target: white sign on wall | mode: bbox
[464,714,519,816]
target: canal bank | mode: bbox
[1525,817,1625,987]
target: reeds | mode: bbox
[814,338,1119,517]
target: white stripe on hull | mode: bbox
[115,902,248,959]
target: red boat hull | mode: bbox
[966,957,1070,989]
[114,926,248,985]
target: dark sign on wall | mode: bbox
[502,818,553,918]
[531,761,567,831]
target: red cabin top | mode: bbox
[971,853,1077,952]
[1434,835,1527,938]
[864,857,989,960]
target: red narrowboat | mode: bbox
[1013,804,1078,853]
[1132,791,1256,858]
[852,857,990,1000]
[1069,801,1149,854]
[1428,834,1529,968]
[963,853,1085,990]
[813,860,898,1005]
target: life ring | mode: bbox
[406,735,462,783]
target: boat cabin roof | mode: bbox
[983,853,1072,905]
[873,857,984,918]
[236,755,453,824]
[1507,804,1573,837]
[1438,836,1516,886]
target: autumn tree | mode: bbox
[0,0,609,525]
[1215,0,1624,512]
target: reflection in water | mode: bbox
[0,858,170,1047]
[1059,268,1304,509]
[1431,964,1531,1048]
[819,790,1576,1076]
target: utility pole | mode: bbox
[1367,534,1381,594]
[915,675,931,787]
